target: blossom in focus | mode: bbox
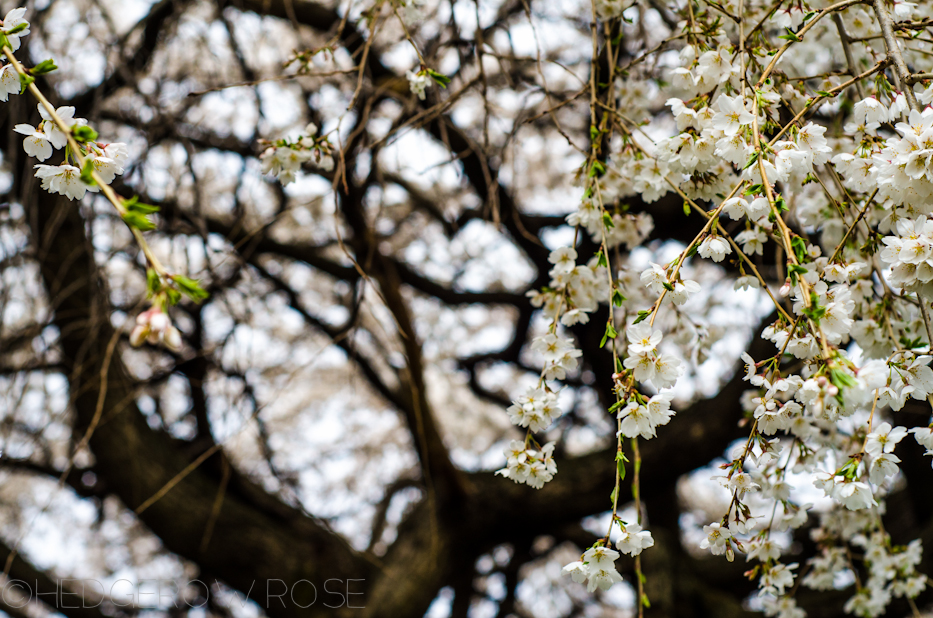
[14,123,51,161]
[34,164,97,200]
[1,7,30,51]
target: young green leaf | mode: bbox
[72,125,99,143]
[122,210,156,231]
[172,275,209,303]
[79,159,98,187]
[18,73,34,93]
[31,59,57,75]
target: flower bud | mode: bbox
[164,326,182,351]
[129,324,149,347]
[149,311,169,333]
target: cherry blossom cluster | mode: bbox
[542,0,933,610]
[130,305,182,351]
[21,105,129,201]
[260,123,334,185]
[1,7,208,351]
[561,526,655,590]
[0,37,130,202]
[621,323,683,391]
[494,439,556,489]
[0,8,130,203]
[561,545,623,593]
[242,0,933,611]
[498,246,609,488]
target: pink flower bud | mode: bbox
[149,311,169,333]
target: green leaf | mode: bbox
[6,22,28,34]
[18,73,33,94]
[0,34,8,49]
[900,336,924,350]
[777,26,802,42]
[124,197,160,214]
[662,281,674,292]
[590,159,607,178]
[602,211,615,229]
[633,310,650,325]
[31,59,57,75]
[600,321,618,348]
[609,485,619,505]
[612,289,626,306]
[79,159,97,187]
[836,457,860,480]
[801,291,826,323]
[615,450,628,480]
[790,235,807,262]
[641,593,651,608]
[683,201,691,216]
[742,151,760,170]
[801,302,826,324]
[165,288,181,306]
[426,69,450,88]
[596,249,609,267]
[122,210,156,231]
[829,367,857,389]
[146,268,161,297]
[72,125,99,143]
[172,275,209,303]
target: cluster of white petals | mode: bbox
[622,323,683,389]
[405,70,431,100]
[242,0,933,609]
[561,546,624,592]
[130,307,182,351]
[260,123,334,185]
[0,7,129,203]
[495,440,557,489]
